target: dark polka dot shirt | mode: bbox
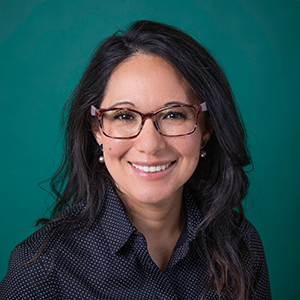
[0,186,271,299]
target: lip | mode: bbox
[131,162,172,173]
[129,161,175,179]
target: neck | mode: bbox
[119,188,186,271]
[132,198,185,236]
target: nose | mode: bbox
[134,119,166,154]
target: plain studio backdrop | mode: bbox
[0,1,299,299]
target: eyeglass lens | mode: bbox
[100,106,197,138]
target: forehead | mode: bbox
[101,54,199,109]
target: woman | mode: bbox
[0,20,271,299]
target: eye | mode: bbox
[114,112,133,120]
[111,110,139,122]
[164,110,187,120]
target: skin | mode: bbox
[93,54,212,271]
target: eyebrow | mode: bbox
[164,100,189,106]
[110,100,189,109]
[111,101,135,108]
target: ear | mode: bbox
[201,117,214,147]
[91,120,103,146]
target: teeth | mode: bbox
[132,162,171,173]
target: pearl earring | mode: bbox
[200,150,207,158]
[99,144,104,163]
[200,140,206,158]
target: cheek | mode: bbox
[190,128,202,153]
[102,139,131,165]
[190,131,203,165]
[102,142,125,184]
[184,137,202,178]
[187,139,201,163]
[174,133,201,163]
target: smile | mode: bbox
[131,162,172,173]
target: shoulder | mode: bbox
[239,218,266,258]
[0,200,87,299]
[238,219,272,299]
[9,223,54,265]
[0,226,57,299]
[0,217,104,299]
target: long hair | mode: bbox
[38,20,252,299]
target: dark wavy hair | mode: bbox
[38,20,252,299]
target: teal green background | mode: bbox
[1,0,299,298]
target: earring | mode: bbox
[200,150,207,158]
[99,144,104,163]
[200,140,206,158]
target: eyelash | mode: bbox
[164,111,187,119]
[113,111,136,120]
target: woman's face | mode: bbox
[93,54,211,206]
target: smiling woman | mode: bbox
[0,21,271,300]
[92,55,209,211]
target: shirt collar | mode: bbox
[100,185,136,254]
[182,187,203,242]
[100,185,203,254]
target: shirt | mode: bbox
[0,186,271,299]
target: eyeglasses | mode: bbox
[91,103,207,139]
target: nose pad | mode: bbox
[134,119,166,154]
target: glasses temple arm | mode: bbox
[200,102,207,112]
[91,105,97,116]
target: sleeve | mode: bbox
[0,243,57,300]
[241,221,272,300]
